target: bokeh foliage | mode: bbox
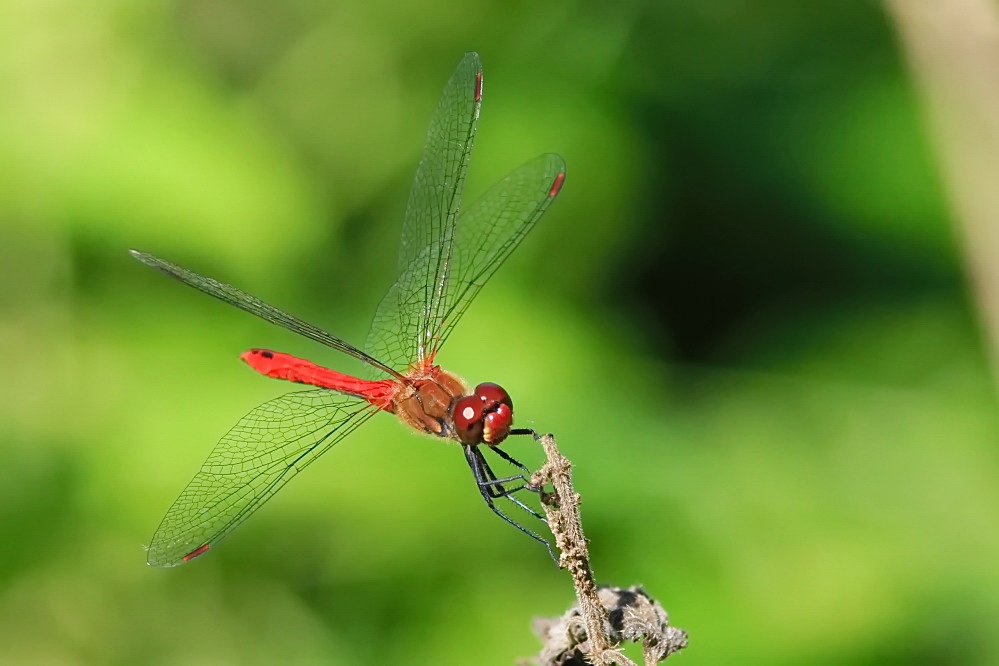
[1,0,997,664]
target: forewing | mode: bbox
[146,390,378,567]
[428,153,566,359]
[130,250,400,379]
[365,52,482,372]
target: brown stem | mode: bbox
[528,434,686,666]
[530,433,623,665]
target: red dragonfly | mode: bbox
[132,52,565,567]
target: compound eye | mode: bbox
[453,395,485,445]
[475,382,513,411]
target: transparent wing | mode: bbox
[130,250,402,380]
[146,390,379,567]
[428,153,565,359]
[366,153,566,374]
[365,52,482,371]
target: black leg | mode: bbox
[464,446,557,564]
[469,446,516,500]
[473,445,528,495]
[473,449,547,522]
[489,445,531,475]
[475,448,527,495]
[478,472,527,489]
[472,457,526,494]
[477,448,546,521]
[503,430,550,493]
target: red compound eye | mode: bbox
[453,395,485,445]
[475,382,512,411]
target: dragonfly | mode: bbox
[132,52,566,567]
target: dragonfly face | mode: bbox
[453,382,514,445]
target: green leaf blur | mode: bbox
[1,1,995,665]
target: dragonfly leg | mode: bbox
[478,472,528,488]
[479,448,546,521]
[464,446,557,564]
[473,446,529,494]
[489,445,531,475]
[497,489,547,522]
[475,453,527,501]
[500,431,553,493]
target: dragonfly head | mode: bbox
[454,382,513,445]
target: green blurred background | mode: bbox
[2,0,997,664]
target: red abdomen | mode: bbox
[241,349,397,410]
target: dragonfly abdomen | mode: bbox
[241,349,396,409]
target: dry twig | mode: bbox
[523,433,687,666]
